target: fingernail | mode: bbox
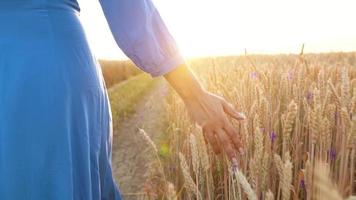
[237,112,246,119]
[231,158,238,169]
[232,158,238,165]
[239,147,245,155]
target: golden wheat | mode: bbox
[155,53,356,199]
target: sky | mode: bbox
[78,0,356,60]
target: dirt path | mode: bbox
[111,79,168,199]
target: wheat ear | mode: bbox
[189,133,200,175]
[179,152,201,198]
[281,158,293,200]
[265,190,275,200]
[233,169,258,200]
[313,162,343,200]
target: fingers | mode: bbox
[215,129,237,161]
[223,122,243,153]
[203,130,221,154]
[222,101,246,120]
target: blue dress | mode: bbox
[0,0,184,199]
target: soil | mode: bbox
[111,79,168,200]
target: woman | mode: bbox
[0,0,245,199]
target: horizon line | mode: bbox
[97,50,356,61]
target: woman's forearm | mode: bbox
[163,64,205,102]
[163,64,245,165]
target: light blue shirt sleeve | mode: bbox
[98,0,185,77]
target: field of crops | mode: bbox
[138,53,356,200]
[100,59,142,88]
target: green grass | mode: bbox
[108,73,158,127]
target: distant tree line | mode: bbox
[99,59,142,88]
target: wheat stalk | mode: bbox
[179,152,201,198]
[265,190,275,200]
[274,154,283,179]
[261,152,270,191]
[282,100,298,155]
[281,157,293,200]
[250,125,264,192]
[328,80,342,110]
[194,128,210,172]
[138,128,158,153]
[341,66,350,108]
[189,133,200,175]
[313,161,343,200]
[233,168,257,200]
[166,182,177,200]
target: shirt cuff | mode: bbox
[149,53,185,77]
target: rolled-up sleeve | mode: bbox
[98,0,185,77]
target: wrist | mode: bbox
[164,63,206,102]
[180,83,206,102]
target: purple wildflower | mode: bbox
[287,71,294,80]
[300,180,305,189]
[270,131,277,143]
[250,71,258,79]
[329,148,337,161]
[306,91,313,102]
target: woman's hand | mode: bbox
[164,64,245,165]
[184,90,245,165]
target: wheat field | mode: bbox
[140,52,356,200]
